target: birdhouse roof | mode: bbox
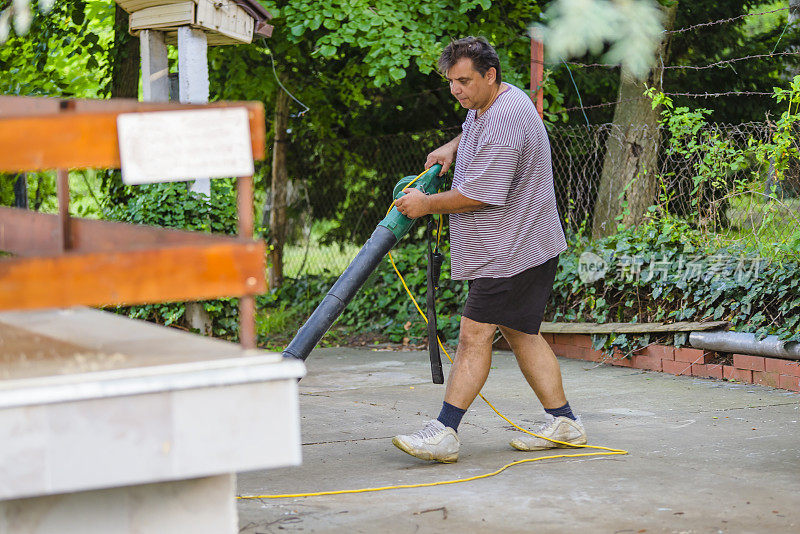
[232,0,273,38]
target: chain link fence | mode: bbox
[551,122,800,253]
[276,122,800,278]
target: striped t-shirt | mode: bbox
[450,82,567,280]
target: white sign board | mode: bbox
[117,108,254,185]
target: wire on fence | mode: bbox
[562,97,644,113]
[562,90,778,114]
[665,6,791,35]
[664,52,800,71]
[557,51,800,71]
[663,91,776,98]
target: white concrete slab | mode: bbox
[0,308,305,533]
[0,475,236,534]
[238,347,800,533]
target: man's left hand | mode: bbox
[394,188,430,219]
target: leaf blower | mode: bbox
[282,164,446,384]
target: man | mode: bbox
[391,36,586,463]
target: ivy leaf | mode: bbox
[319,44,337,58]
[72,4,86,26]
[652,285,663,299]
[389,67,406,81]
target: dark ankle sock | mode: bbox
[545,402,576,421]
[437,401,467,431]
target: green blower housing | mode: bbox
[378,166,446,240]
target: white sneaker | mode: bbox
[510,414,587,451]
[392,419,460,463]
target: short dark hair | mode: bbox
[438,36,502,85]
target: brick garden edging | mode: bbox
[543,333,800,393]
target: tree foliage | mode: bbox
[537,0,667,80]
[0,0,112,97]
[276,0,498,88]
[553,1,799,124]
[209,1,549,245]
[3,0,798,242]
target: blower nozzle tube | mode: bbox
[282,226,398,360]
[282,164,442,362]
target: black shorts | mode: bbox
[462,255,559,335]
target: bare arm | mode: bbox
[424,188,486,214]
[395,133,484,217]
[424,133,462,175]
[394,187,486,218]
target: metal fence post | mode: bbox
[530,36,544,120]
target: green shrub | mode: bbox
[106,180,244,339]
[106,180,240,234]
[554,216,800,355]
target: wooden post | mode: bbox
[237,177,254,238]
[140,29,169,103]
[56,169,71,251]
[530,37,544,120]
[268,91,290,290]
[788,0,800,79]
[238,176,256,350]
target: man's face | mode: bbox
[445,57,497,111]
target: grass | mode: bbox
[282,220,362,278]
[717,194,800,259]
[255,301,363,352]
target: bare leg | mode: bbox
[443,316,497,410]
[498,326,567,409]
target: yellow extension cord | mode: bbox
[238,170,627,500]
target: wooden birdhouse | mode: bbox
[116,0,273,45]
[115,0,273,193]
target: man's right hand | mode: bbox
[425,135,460,176]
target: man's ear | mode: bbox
[484,67,496,85]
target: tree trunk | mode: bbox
[592,4,678,239]
[787,0,800,79]
[32,174,43,211]
[268,91,291,289]
[109,6,140,98]
[13,174,28,208]
[102,6,140,209]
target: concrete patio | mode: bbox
[238,346,799,533]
